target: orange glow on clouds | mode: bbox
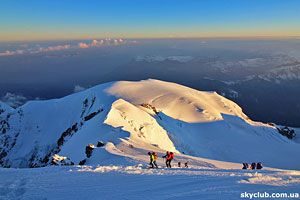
[0,50,24,56]
[78,43,89,48]
[0,38,136,57]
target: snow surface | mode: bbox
[1,79,300,199]
[0,140,300,199]
[0,163,300,199]
[0,102,14,114]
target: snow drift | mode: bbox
[0,79,299,170]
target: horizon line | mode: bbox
[1,35,300,42]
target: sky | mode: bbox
[1,0,300,41]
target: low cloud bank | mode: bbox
[73,85,87,93]
[0,38,137,56]
[1,93,28,108]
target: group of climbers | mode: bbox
[148,151,174,168]
[178,161,189,168]
[242,162,263,170]
[148,152,263,170]
[148,151,190,169]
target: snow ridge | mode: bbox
[0,79,300,170]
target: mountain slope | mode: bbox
[0,79,299,170]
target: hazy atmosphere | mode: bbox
[1,38,300,126]
[1,1,300,199]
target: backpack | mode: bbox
[153,152,158,160]
[170,152,174,160]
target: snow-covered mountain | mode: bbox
[255,64,300,81]
[135,55,194,63]
[1,79,300,170]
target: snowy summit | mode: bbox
[0,79,300,199]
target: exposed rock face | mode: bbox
[97,141,104,147]
[276,126,296,139]
[85,144,96,158]
[51,154,74,166]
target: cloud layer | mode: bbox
[73,85,87,93]
[1,93,28,108]
[0,38,136,57]
[39,45,71,52]
[0,50,23,56]
[78,43,89,48]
